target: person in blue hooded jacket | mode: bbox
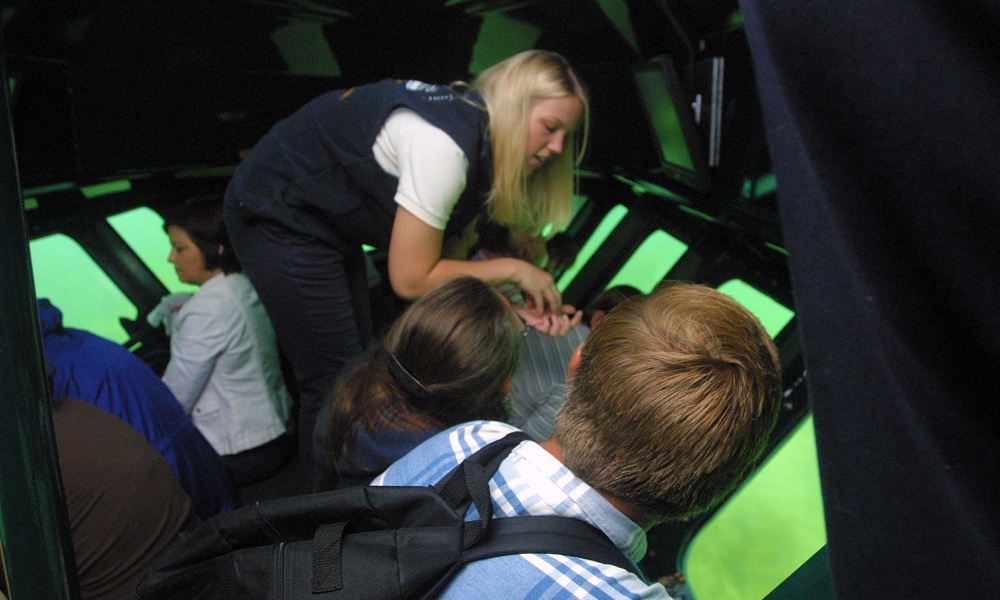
[37,298,236,519]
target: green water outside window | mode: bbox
[29,234,137,343]
[605,230,688,293]
[684,416,826,600]
[107,207,198,295]
[683,280,823,600]
[557,204,628,291]
[717,279,794,338]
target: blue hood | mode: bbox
[37,298,63,337]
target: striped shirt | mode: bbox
[507,324,590,442]
[373,421,672,599]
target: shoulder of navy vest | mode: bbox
[400,79,461,103]
[462,88,486,109]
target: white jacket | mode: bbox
[163,273,291,455]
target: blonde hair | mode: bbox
[554,282,782,522]
[472,50,589,237]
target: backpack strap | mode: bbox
[434,432,645,581]
[465,515,647,582]
[413,515,647,600]
[434,431,531,501]
[433,431,531,548]
[412,432,646,599]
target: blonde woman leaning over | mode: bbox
[223,50,589,473]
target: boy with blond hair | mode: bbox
[376,282,782,598]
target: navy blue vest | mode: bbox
[226,79,492,250]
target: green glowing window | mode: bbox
[682,280,821,600]
[717,279,794,338]
[107,207,198,295]
[557,204,628,290]
[540,194,589,240]
[605,230,688,293]
[684,417,826,600]
[81,180,131,199]
[30,234,136,343]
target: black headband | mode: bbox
[387,353,434,403]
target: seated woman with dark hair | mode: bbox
[313,276,523,490]
[161,197,293,488]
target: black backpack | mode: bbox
[135,432,645,599]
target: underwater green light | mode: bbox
[80,180,132,199]
[678,204,718,223]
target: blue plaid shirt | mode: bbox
[373,421,672,599]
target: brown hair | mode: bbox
[165,196,241,274]
[582,284,643,327]
[322,277,522,478]
[554,282,782,522]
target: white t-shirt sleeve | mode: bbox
[372,108,468,231]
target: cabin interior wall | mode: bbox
[1,2,822,597]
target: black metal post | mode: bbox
[0,29,79,600]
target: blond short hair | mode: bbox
[554,282,782,522]
[472,50,589,236]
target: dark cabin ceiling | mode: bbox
[3,0,779,245]
[1,0,740,79]
[1,0,730,183]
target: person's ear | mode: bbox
[589,309,607,329]
[566,342,584,385]
[218,244,225,256]
[502,379,513,395]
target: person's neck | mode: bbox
[197,269,225,286]
[539,436,656,530]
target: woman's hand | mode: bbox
[387,208,567,312]
[510,261,563,315]
[517,304,582,337]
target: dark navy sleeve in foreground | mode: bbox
[739,1,1000,597]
